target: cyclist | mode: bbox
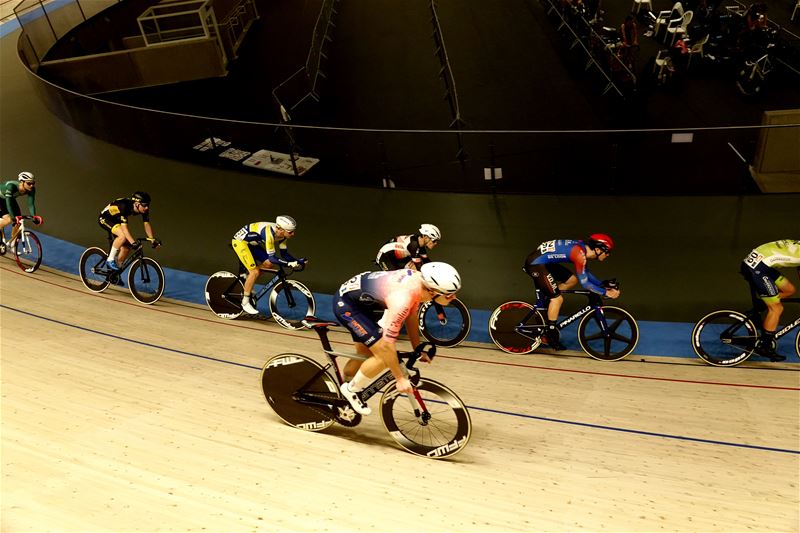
[1,172,42,250]
[523,234,620,351]
[375,223,441,271]
[333,262,461,416]
[98,191,160,272]
[231,216,305,315]
[740,239,800,362]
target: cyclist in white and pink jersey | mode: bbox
[333,262,462,415]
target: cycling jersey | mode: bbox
[333,269,425,346]
[1,180,36,218]
[741,240,800,301]
[375,234,430,270]
[526,239,606,295]
[232,221,296,267]
[98,198,149,235]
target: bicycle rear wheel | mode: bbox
[261,354,338,431]
[204,271,245,319]
[128,257,165,304]
[269,280,315,330]
[380,378,471,459]
[692,310,757,366]
[577,306,639,361]
[79,247,111,293]
[488,301,543,354]
[14,231,42,273]
[418,298,471,347]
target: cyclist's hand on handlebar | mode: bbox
[14,216,23,225]
[129,240,142,251]
[602,278,619,290]
[147,237,162,248]
[287,261,300,269]
[605,288,621,299]
[395,376,413,394]
[32,215,43,225]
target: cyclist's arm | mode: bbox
[26,187,36,217]
[143,221,155,240]
[119,222,136,245]
[570,246,606,295]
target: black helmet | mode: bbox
[132,191,151,204]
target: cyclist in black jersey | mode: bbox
[97,191,160,271]
[375,223,441,271]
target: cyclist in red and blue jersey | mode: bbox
[524,234,620,350]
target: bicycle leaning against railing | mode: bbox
[260,317,472,458]
[691,298,800,366]
[79,238,165,304]
[488,280,639,361]
[0,215,43,273]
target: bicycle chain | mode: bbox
[299,391,362,428]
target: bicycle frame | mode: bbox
[737,297,800,343]
[94,239,148,279]
[515,289,606,339]
[222,266,298,308]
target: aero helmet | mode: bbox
[276,215,297,232]
[419,223,441,242]
[18,171,34,182]
[420,262,461,294]
[586,233,614,253]
[132,191,151,204]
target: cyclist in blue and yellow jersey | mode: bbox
[524,234,620,350]
[232,216,305,315]
[375,223,441,271]
[98,191,160,272]
[1,172,42,249]
[740,239,800,362]
[333,262,461,415]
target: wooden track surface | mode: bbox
[2,261,798,532]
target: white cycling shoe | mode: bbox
[241,297,259,315]
[340,382,371,416]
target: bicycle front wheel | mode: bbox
[488,301,543,354]
[418,298,471,347]
[128,257,165,304]
[14,231,42,273]
[380,378,471,459]
[204,271,245,319]
[692,310,757,366]
[577,306,639,361]
[79,247,111,293]
[261,354,338,431]
[269,280,315,330]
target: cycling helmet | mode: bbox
[132,191,151,204]
[18,171,34,182]
[419,223,441,242]
[586,233,614,253]
[275,215,297,232]
[420,262,461,294]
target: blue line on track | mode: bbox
[4,303,798,455]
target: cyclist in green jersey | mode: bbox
[740,239,800,361]
[1,172,42,246]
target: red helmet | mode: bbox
[586,233,614,253]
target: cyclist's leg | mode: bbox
[544,264,574,350]
[232,239,263,314]
[746,263,787,361]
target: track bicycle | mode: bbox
[418,297,471,347]
[260,318,472,458]
[692,298,800,366]
[488,284,639,361]
[0,215,43,273]
[204,263,315,330]
[79,238,165,304]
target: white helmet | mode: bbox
[420,262,461,294]
[275,215,296,231]
[419,223,441,241]
[18,171,34,182]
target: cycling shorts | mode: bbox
[524,262,573,298]
[232,239,269,270]
[740,261,785,303]
[98,215,123,238]
[332,293,383,347]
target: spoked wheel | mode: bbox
[205,271,245,319]
[261,354,339,431]
[13,231,42,273]
[128,257,165,304]
[577,306,639,361]
[269,280,315,330]
[692,310,757,367]
[79,247,111,293]
[418,298,471,347]
[488,301,544,354]
[380,378,471,459]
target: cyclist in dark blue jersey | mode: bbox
[524,234,620,350]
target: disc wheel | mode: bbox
[488,301,544,354]
[204,271,245,319]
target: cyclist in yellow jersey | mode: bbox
[231,215,305,315]
[740,239,800,361]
